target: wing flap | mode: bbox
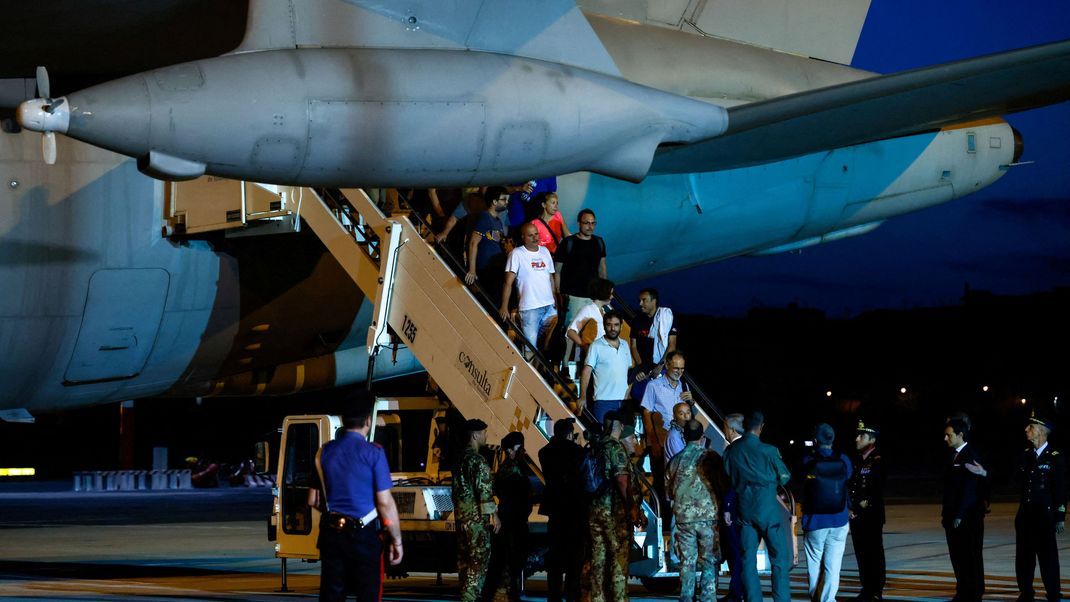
[651,39,1070,174]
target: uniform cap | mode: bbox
[501,431,524,449]
[464,418,488,433]
[1028,411,1055,430]
[856,420,879,436]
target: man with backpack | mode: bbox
[798,423,852,602]
[584,411,642,602]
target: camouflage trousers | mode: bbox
[457,518,493,602]
[675,520,719,602]
[582,504,630,602]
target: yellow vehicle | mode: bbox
[268,396,549,587]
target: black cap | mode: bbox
[856,420,880,436]
[464,418,488,433]
[1029,411,1055,431]
[501,431,525,449]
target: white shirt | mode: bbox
[505,245,556,310]
[567,301,604,340]
[1036,441,1048,457]
[584,336,631,401]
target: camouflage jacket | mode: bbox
[453,446,497,521]
[666,441,719,523]
[591,435,632,514]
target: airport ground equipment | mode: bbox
[169,178,733,589]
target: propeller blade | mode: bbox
[44,98,65,115]
[43,131,56,165]
[35,66,50,99]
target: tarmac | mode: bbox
[0,481,1066,601]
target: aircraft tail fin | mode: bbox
[233,0,621,76]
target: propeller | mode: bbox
[16,66,69,165]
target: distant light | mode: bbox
[1021,398,1027,405]
[1055,396,1060,406]
[789,440,795,445]
[826,391,832,397]
[0,468,35,477]
[900,387,907,394]
[982,385,989,392]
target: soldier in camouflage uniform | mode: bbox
[452,419,500,602]
[584,412,642,602]
[666,419,722,602]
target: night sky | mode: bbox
[629,0,1070,317]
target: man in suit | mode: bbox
[942,417,988,602]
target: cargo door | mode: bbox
[64,268,169,384]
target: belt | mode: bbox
[325,508,379,532]
[358,508,379,527]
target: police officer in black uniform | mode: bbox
[1015,411,1066,602]
[309,401,404,601]
[848,420,886,602]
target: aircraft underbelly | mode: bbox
[559,128,995,283]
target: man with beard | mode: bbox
[578,312,632,423]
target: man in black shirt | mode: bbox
[554,208,607,364]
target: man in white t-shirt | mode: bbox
[565,277,614,363]
[501,223,559,348]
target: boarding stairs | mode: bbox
[298,186,586,462]
[165,178,739,582]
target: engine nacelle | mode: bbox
[29,48,728,186]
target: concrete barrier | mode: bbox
[72,469,193,492]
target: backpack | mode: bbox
[558,235,606,262]
[803,452,849,514]
[578,441,609,497]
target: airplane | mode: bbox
[1,0,1068,418]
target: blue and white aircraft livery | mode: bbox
[1,0,1068,415]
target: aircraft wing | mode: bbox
[650,39,1070,174]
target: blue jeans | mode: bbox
[519,304,557,348]
[592,400,622,425]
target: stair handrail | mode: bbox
[394,199,601,431]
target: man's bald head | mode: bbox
[672,402,692,425]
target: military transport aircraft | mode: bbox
[1,0,1068,416]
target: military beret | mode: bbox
[856,420,880,436]
[464,418,488,432]
[501,431,525,449]
[1028,411,1055,430]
